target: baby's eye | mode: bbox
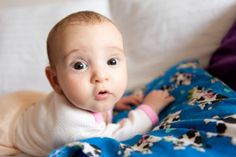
[107,58,118,66]
[73,61,87,70]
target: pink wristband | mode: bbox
[138,104,158,125]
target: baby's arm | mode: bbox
[13,91,174,156]
[98,90,175,141]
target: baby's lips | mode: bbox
[94,90,111,100]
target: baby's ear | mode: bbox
[45,66,61,94]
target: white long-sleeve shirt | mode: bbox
[1,91,158,156]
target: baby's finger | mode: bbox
[136,94,144,102]
[163,90,170,95]
[167,95,175,103]
[133,94,144,102]
[115,103,131,111]
[127,97,140,106]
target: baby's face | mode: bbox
[53,22,127,112]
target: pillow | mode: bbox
[0,0,110,95]
[109,0,236,91]
[207,20,236,90]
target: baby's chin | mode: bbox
[88,106,114,113]
[68,95,119,113]
[75,103,114,113]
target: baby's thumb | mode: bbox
[167,96,175,103]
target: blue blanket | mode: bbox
[48,60,236,157]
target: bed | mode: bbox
[0,0,236,156]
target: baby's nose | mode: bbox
[91,69,108,84]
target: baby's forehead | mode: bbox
[53,20,114,41]
[50,21,123,60]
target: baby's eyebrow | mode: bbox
[66,48,83,56]
[67,48,82,54]
[63,49,83,61]
[106,46,124,53]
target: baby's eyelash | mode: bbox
[107,57,119,66]
[70,59,88,71]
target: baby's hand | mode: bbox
[143,90,175,114]
[115,94,143,111]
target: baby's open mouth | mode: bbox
[99,91,108,94]
[95,90,110,100]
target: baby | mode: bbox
[0,11,174,156]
